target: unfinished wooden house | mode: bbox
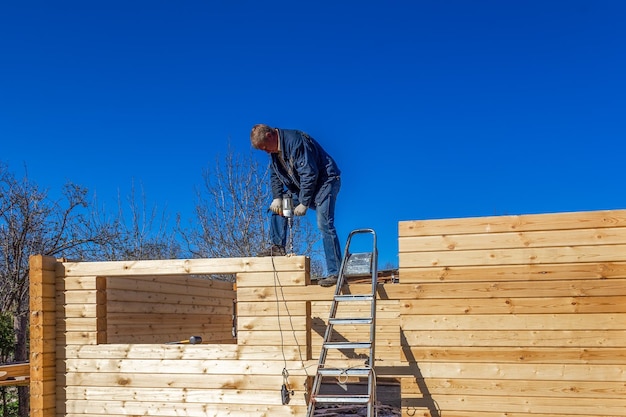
[29,208,626,417]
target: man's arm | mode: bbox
[293,142,319,208]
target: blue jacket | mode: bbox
[270,129,341,208]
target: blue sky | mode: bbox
[1,1,625,268]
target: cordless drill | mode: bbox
[282,194,294,255]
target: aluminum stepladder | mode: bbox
[307,228,378,417]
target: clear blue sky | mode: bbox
[1,1,625,268]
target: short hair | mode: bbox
[250,124,274,149]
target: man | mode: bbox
[250,124,342,287]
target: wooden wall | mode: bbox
[30,257,315,417]
[28,208,626,417]
[397,209,626,417]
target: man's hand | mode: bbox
[294,204,308,216]
[270,198,283,214]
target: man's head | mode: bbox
[250,124,279,153]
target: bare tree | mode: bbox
[88,181,181,261]
[179,146,324,275]
[0,164,118,416]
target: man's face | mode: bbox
[259,131,279,154]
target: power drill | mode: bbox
[282,194,294,255]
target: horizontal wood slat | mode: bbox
[398,209,626,237]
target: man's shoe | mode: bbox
[318,275,338,287]
[257,244,286,257]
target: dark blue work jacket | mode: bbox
[270,129,341,208]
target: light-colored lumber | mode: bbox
[400,295,626,314]
[401,313,626,330]
[384,278,626,299]
[399,261,626,283]
[399,243,626,268]
[396,361,625,381]
[398,209,626,237]
[399,227,626,252]
[402,393,626,416]
[64,358,312,376]
[401,377,626,399]
[403,346,626,364]
[404,329,626,347]
[60,256,308,276]
[64,401,307,417]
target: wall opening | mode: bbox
[101,274,236,344]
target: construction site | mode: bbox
[17,208,626,416]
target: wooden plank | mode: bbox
[64,358,311,375]
[63,343,308,361]
[61,331,101,345]
[398,209,626,237]
[238,315,308,331]
[105,275,235,296]
[64,371,306,390]
[403,346,626,364]
[63,385,308,405]
[403,329,626,347]
[105,300,232,315]
[400,412,617,417]
[401,393,626,415]
[237,301,308,316]
[63,303,105,318]
[394,361,624,381]
[0,363,29,379]
[400,295,626,315]
[237,271,308,287]
[399,262,626,283]
[236,330,308,347]
[385,279,626,300]
[61,290,100,304]
[60,256,309,276]
[0,377,29,387]
[106,323,233,336]
[402,377,626,399]
[399,244,626,268]
[106,313,233,324]
[105,334,235,345]
[65,400,307,417]
[61,276,98,290]
[399,227,626,253]
[400,313,626,331]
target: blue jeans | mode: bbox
[270,178,342,276]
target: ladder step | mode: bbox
[317,367,372,377]
[323,341,372,350]
[329,317,372,325]
[344,252,373,276]
[334,294,374,302]
[313,394,371,404]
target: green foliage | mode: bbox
[0,386,19,417]
[0,313,15,362]
[0,313,18,417]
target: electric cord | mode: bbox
[271,253,311,405]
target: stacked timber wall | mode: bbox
[398,209,626,417]
[29,257,316,417]
[29,208,626,417]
